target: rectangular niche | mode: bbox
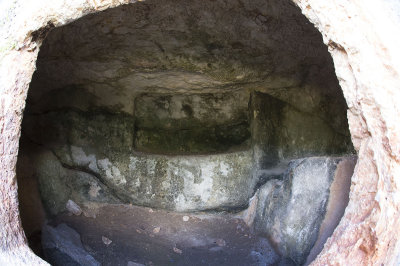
[133,91,250,154]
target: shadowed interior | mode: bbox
[16,0,355,265]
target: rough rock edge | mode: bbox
[0,1,138,265]
[292,1,400,265]
[305,156,357,264]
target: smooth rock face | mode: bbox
[42,223,100,266]
[253,157,355,265]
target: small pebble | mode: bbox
[216,239,226,247]
[153,227,161,234]
[182,216,189,222]
[66,200,82,216]
[173,247,183,254]
[102,236,112,245]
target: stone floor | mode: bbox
[43,204,293,266]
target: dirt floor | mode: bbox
[45,204,292,266]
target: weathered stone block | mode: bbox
[64,147,255,212]
[31,138,255,213]
[123,151,255,211]
[253,156,356,265]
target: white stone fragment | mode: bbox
[102,236,112,245]
[66,200,82,216]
